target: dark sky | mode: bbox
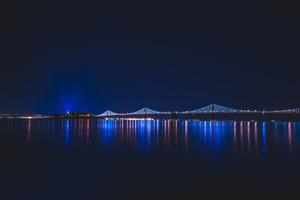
[1,0,299,114]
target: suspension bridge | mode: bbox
[96,103,300,118]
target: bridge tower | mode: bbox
[212,103,215,121]
[144,107,147,119]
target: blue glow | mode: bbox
[101,120,114,150]
[66,119,70,148]
[262,122,267,159]
[64,102,73,114]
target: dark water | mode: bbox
[1,119,300,199]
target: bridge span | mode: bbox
[96,104,300,121]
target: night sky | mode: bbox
[1,0,299,114]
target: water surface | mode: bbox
[1,119,300,199]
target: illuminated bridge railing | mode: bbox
[266,108,300,113]
[213,104,245,113]
[97,110,120,117]
[96,105,300,117]
[180,104,213,114]
[129,107,163,115]
[180,104,249,114]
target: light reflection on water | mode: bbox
[2,119,300,199]
[2,119,300,164]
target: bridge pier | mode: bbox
[172,112,178,120]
